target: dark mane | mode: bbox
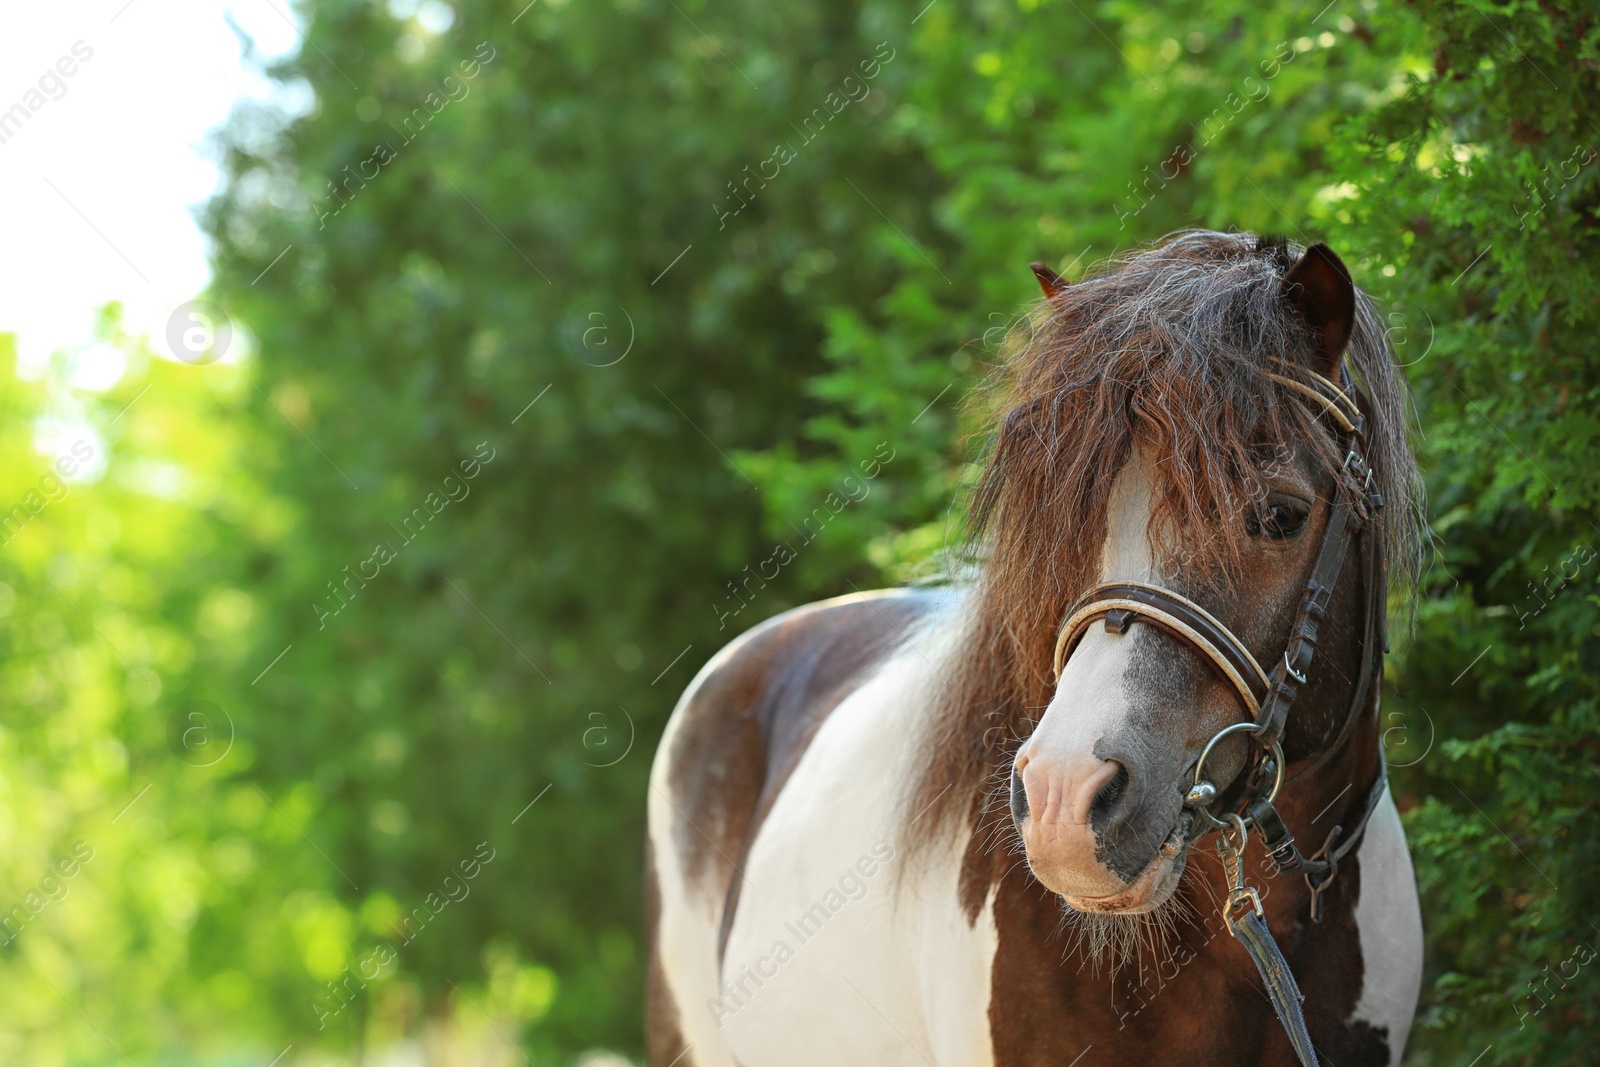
[905,229,1422,866]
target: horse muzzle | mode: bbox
[1010,752,1195,913]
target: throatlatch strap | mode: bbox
[1248,750,1390,921]
[1232,909,1321,1067]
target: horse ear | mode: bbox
[1281,242,1355,377]
[1030,261,1069,300]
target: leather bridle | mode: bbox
[1050,362,1390,1067]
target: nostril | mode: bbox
[1088,762,1129,827]
[1009,766,1030,827]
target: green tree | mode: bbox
[0,0,1590,1062]
[203,0,951,1057]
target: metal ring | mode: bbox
[1190,722,1286,830]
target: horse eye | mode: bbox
[1247,497,1310,540]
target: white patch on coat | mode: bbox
[652,591,1001,1067]
[1349,786,1424,1065]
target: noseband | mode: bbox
[1051,362,1389,1067]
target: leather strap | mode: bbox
[1264,370,1358,433]
[1054,581,1271,713]
[1249,749,1389,922]
[1232,909,1320,1066]
[1289,517,1384,779]
[1253,491,1360,751]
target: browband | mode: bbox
[1262,371,1358,433]
[1266,359,1362,431]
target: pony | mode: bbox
[646,231,1424,1066]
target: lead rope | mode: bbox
[1216,815,1320,1067]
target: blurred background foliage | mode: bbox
[0,0,1595,1062]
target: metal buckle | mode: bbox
[1282,650,1307,685]
[1343,448,1376,490]
[1306,861,1338,923]
[1216,815,1265,931]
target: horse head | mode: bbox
[983,235,1413,920]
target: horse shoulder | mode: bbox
[646,588,936,1065]
[655,587,935,897]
